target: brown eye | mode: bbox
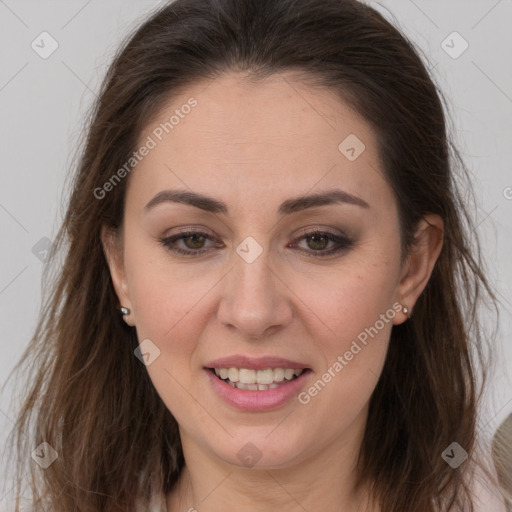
[159,230,220,256]
[183,233,207,249]
[160,229,353,258]
[306,233,330,251]
[291,230,354,257]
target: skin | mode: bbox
[102,71,444,512]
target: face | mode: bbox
[104,71,426,471]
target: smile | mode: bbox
[205,366,312,411]
[210,367,305,390]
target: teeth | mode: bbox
[212,367,305,385]
[239,368,256,384]
[225,381,298,391]
[236,381,258,390]
[273,368,285,382]
[256,369,274,384]
[228,367,239,383]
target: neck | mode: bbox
[166,413,376,512]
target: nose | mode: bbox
[216,243,293,339]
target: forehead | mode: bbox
[127,71,389,215]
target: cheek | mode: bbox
[292,254,398,344]
[291,255,397,403]
[296,279,394,434]
[309,283,393,384]
[123,235,204,340]
[123,243,211,417]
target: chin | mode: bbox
[210,426,310,470]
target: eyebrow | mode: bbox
[144,188,370,215]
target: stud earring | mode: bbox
[119,306,130,316]
[119,306,135,326]
[402,305,409,315]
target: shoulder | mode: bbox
[467,440,508,512]
[471,476,508,512]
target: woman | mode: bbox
[4,0,507,510]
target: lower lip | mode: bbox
[205,368,311,411]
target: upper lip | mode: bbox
[205,355,310,370]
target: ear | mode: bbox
[393,214,444,325]
[101,225,135,326]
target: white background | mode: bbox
[1,0,511,507]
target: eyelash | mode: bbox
[159,228,353,258]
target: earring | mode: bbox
[119,306,135,326]
[402,305,409,315]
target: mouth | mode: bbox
[206,367,312,391]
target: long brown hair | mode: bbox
[3,0,500,510]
